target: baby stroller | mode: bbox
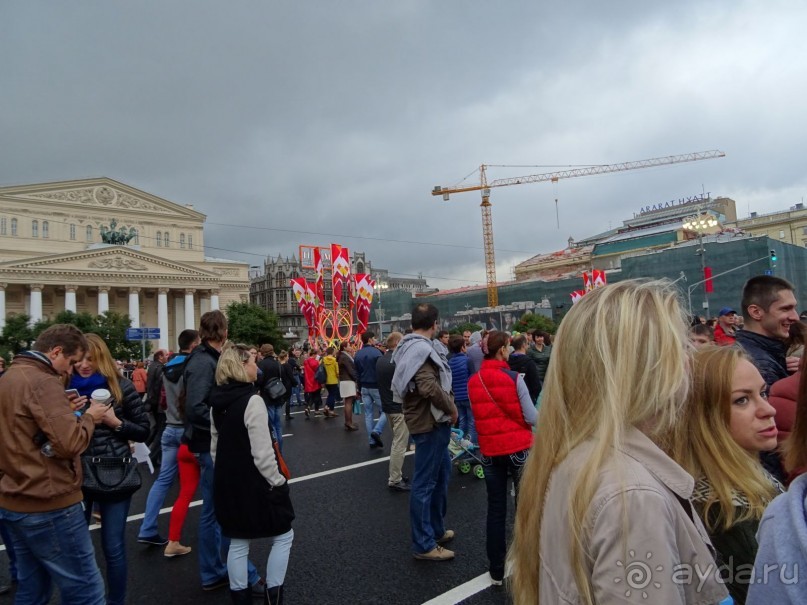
[448,428,485,479]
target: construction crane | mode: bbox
[432,150,726,307]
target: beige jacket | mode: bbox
[539,428,728,605]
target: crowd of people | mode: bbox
[3,274,807,604]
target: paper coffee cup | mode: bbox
[90,388,112,405]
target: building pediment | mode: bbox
[0,246,218,280]
[0,178,206,221]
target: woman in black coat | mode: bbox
[70,334,150,605]
[210,344,294,605]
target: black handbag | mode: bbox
[81,455,142,501]
[263,377,287,401]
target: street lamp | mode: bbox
[682,212,718,317]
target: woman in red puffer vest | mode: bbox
[468,331,537,585]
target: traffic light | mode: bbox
[770,249,778,262]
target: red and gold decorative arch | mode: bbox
[290,243,375,349]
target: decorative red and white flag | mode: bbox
[571,290,586,305]
[331,244,351,304]
[291,278,308,314]
[592,269,607,289]
[313,247,325,308]
[582,272,592,292]
[354,274,375,331]
[302,282,318,328]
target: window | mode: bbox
[32,220,38,238]
[180,233,186,249]
[11,219,17,236]
[156,231,162,247]
[86,225,93,242]
[163,232,170,247]
[187,234,193,249]
[42,221,49,238]
[780,230,786,239]
[70,224,76,240]
[0,218,5,235]
[803,227,807,235]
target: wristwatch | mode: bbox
[114,421,124,433]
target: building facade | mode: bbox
[0,178,249,351]
[727,203,807,247]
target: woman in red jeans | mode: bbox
[165,440,200,557]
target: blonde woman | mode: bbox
[673,346,782,604]
[510,280,728,605]
[210,344,294,604]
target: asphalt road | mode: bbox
[0,404,513,604]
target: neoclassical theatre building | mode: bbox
[0,178,249,352]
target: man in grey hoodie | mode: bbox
[392,304,457,562]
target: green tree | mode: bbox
[449,322,482,335]
[226,302,285,348]
[0,314,34,356]
[513,312,557,335]
[95,311,145,361]
[29,310,146,361]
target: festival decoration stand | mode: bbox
[290,243,375,349]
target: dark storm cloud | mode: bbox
[2,1,806,289]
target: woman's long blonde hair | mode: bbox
[215,343,252,386]
[672,346,778,531]
[509,280,690,605]
[84,333,123,404]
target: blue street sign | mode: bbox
[125,328,160,340]
[764,269,773,276]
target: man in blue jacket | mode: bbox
[355,331,386,448]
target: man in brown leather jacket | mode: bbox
[0,324,109,604]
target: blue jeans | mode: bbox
[83,496,132,605]
[291,379,303,404]
[138,425,183,539]
[410,423,452,553]
[455,400,477,443]
[267,404,284,453]
[0,518,17,581]
[0,503,105,605]
[197,453,260,586]
[361,388,388,444]
[483,451,527,578]
[325,384,339,410]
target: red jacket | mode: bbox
[714,323,736,346]
[770,371,798,445]
[304,356,322,393]
[468,359,533,457]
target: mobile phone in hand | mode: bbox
[65,388,80,398]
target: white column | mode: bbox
[97,286,110,316]
[0,284,6,331]
[29,285,43,325]
[184,289,196,330]
[64,287,77,313]
[128,288,141,327]
[157,288,169,351]
[210,289,220,311]
[200,292,211,316]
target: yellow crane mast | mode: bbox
[432,150,726,307]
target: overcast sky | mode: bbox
[2,1,805,290]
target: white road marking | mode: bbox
[421,571,507,605]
